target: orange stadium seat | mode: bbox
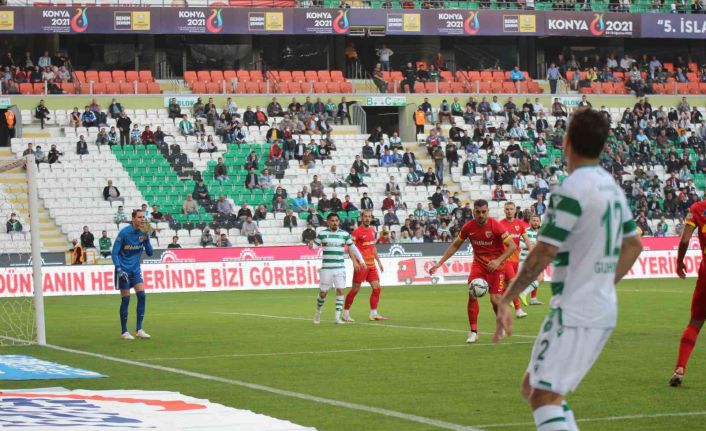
[314,82,327,93]
[211,70,224,82]
[424,82,436,93]
[450,82,465,93]
[85,70,99,82]
[305,70,318,81]
[663,62,674,72]
[490,82,503,93]
[206,82,221,94]
[479,82,491,93]
[250,70,264,81]
[467,71,481,80]
[32,83,45,94]
[126,70,139,82]
[326,82,340,93]
[184,71,197,83]
[318,70,331,81]
[223,70,236,81]
[197,71,211,82]
[438,82,451,93]
[502,82,516,93]
[291,71,305,82]
[492,71,505,81]
[60,83,76,94]
[191,82,206,94]
[688,82,700,93]
[339,82,353,93]
[677,83,689,94]
[93,83,107,94]
[699,83,706,94]
[278,71,292,82]
[99,71,112,83]
[139,70,153,82]
[440,71,452,82]
[19,83,33,94]
[330,70,344,81]
[147,82,161,94]
[136,83,147,94]
[112,70,126,83]
[480,71,493,81]
[454,71,467,81]
[245,82,260,94]
[74,70,86,83]
[119,83,134,94]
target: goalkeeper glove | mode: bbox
[117,269,129,284]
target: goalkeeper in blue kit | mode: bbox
[112,209,154,340]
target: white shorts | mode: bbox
[319,269,347,291]
[526,309,612,395]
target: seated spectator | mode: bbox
[130,124,141,145]
[75,135,88,157]
[492,185,506,202]
[80,226,95,249]
[141,126,155,145]
[214,157,228,182]
[407,169,422,185]
[327,165,346,188]
[273,196,288,213]
[179,115,195,136]
[245,167,260,190]
[422,167,438,186]
[438,99,453,124]
[98,230,112,258]
[346,168,365,187]
[532,194,547,216]
[512,172,527,194]
[383,208,400,227]
[70,239,85,265]
[302,223,317,243]
[241,215,263,245]
[551,98,567,117]
[6,213,22,236]
[292,192,309,212]
[192,179,210,201]
[182,194,199,215]
[510,66,525,82]
[342,195,358,212]
[284,210,298,231]
[216,195,235,216]
[216,233,232,248]
[200,227,215,247]
[381,193,396,211]
[81,106,96,128]
[113,205,128,226]
[237,202,253,221]
[254,204,268,221]
[260,168,275,189]
[103,180,124,204]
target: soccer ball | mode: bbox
[468,278,489,298]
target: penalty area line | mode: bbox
[212,312,537,339]
[138,341,535,361]
[42,342,482,431]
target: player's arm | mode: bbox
[676,223,696,279]
[373,245,384,272]
[143,234,154,257]
[348,243,365,271]
[521,232,533,250]
[487,235,516,272]
[111,232,123,271]
[429,235,464,275]
[615,235,643,283]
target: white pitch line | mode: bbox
[474,410,706,428]
[212,311,538,339]
[41,342,481,431]
[139,341,535,361]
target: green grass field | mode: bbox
[2,279,705,431]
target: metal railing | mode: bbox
[350,102,366,133]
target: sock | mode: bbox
[533,405,569,431]
[370,288,381,315]
[335,295,344,319]
[514,297,522,310]
[531,284,539,299]
[467,297,479,332]
[676,324,701,371]
[562,401,579,431]
[119,296,130,334]
[344,289,359,310]
[136,291,146,331]
[316,296,325,311]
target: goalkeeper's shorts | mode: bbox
[115,268,144,290]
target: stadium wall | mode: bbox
[0,238,700,298]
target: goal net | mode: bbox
[0,157,44,346]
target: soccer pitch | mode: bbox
[2,279,705,431]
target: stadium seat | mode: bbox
[314,82,328,93]
[305,70,318,81]
[245,82,260,94]
[60,83,76,94]
[85,70,99,83]
[93,83,107,94]
[99,71,113,83]
[479,82,491,93]
[74,70,86,83]
[490,82,503,93]
[19,83,33,95]
[206,82,221,94]
[137,83,148,94]
[480,71,493,81]
[317,70,331,81]
[191,82,207,94]
[250,70,264,81]
[147,82,161,94]
[211,70,224,82]
[278,71,292,82]
[197,71,211,82]
[183,71,197,83]
[330,70,345,81]
[126,70,139,82]
[326,82,340,93]
[438,82,451,93]
[450,82,465,93]
[424,82,436,93]
[467,71,481,81]
[291,71,305,82]
[502,82,516,93]
[224,70,237,82]
[112,70,126,83]
[492,71,505,81]
[139,70,153,82]
[32,83,45,95]
[119,83,134,94]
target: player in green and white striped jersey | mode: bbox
[519,214,543,306]
[308,213,365,325]
[493,109,643,431]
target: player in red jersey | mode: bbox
[428,199,516,343]
[343,210,388,322]
[670,199,706,386]
[498,201,530,319]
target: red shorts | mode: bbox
[353,266,380,285]
[691,272,706,321]
[504,260,519,281]
[468,262,505,295]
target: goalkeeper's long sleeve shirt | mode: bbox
[111,225,153,272]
